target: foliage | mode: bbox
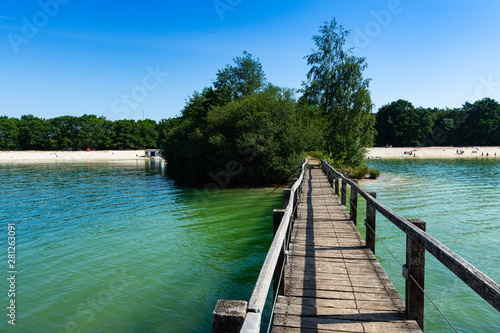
[0,116,20,150]
[213,51,267,103]
[162,50,326,186]
[164,84,311,185]
[301,18,376,167]
[323,155,379,179]
[375,100,434,147]
[374,97,500,147]
[307,150,325,159]
[461,98,500,146]
[0,115,159,151]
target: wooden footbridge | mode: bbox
[212,159,500,332]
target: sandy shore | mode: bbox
[2,147,500,162]
[0,150,148,162]
[367,146,500,159]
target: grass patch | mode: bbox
[340,165,380,180]
[307,150,325,159]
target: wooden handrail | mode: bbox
[321,159,500,312]
[239,160,307,332]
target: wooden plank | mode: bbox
[272,313,421,332]
[271,163,420,332]
[273,303,406,320]
[322,160,500,311]
[275,295,403,312]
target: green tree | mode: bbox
[182,51,267,123]
[213,51,266,103]
[75,115,113,149]
[163,52,319,185]
[113,120,139,149]
[0,117,20,150]
[426,107,465,146]
[137,119,158,148]
[204,85,307,184]
[375,100,434,147]
[302,18,375,166]
[462,97,500,145]
[18,115,49,150]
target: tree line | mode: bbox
[375,98,500,147]
[3,18,499,185]
[0,114,168,151]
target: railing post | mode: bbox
[283,189,291,210]
[273,209,287,298]
[334,173,339,196]
[405,219,426,331]
[350,180,358,225]
[365,192,377,254]
[212,299,247,333]
[293,189,299,219]
[341,178,347,206]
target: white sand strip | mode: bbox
[0,150,148,162]
[367,146,500,159]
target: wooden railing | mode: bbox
[321,159,500,330]
[212,160,307,333]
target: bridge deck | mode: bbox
[271,163,422,332]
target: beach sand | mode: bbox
[367,146,500,159]
[2,147,500,162]
[0,150,148,162]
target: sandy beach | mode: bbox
[2,147,500,162]
[0,150,148,162]
[367,146,500,159]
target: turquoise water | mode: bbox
[362,159,500,332]
[2,159,499,332]
[0,161,281,332]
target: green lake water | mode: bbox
[1,159,499,332]
[363,158,500,332]
[0,161,280,332]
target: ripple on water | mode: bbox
[0,161,281,332]
[365,159,500,332]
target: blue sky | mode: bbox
[1,0,500,121]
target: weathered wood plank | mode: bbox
[271,163,420,332]
[273,313,421,332]
[274,295,404,312]
[322,160,500,311]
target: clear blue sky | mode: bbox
[2,0,500,121]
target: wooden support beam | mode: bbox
[406,219,426,331]
[273,209,286,298]
[334,173,339,196]
[341,178,347,206]
[350,180,358,225]
[212,299,247,333]
[366,192,377,254]
[283,189,291,210]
